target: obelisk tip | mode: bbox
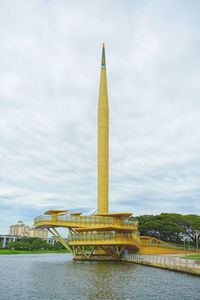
[101,43,106,69]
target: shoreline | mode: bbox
[0,249,70,254]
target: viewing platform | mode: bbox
[34,212,139,232]
[34,210,196,257]
[68,232,141,249]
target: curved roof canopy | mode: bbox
[95,213,132,219]
[44,210,68,215]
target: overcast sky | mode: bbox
[0,0,200,234]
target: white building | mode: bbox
[9,220,48,239]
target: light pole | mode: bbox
[183,237,186,256]
[194,230,200,263]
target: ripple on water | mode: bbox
[0,254,199,300]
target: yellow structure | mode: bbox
[98,42,109,214]
[34,44,195,260]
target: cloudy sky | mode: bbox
[0,0,200,233]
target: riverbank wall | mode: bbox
[121,254,200,276]
[74,252,200,276]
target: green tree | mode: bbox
[53,241,65,250]
[23,242,32,250]
[8,241,24,250]
[138,213,200,244]
[8,237,52,251]
[7,236,68,251]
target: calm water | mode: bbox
[0,253,199,300]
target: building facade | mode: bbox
[9,220,48,238]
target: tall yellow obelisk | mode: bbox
[98,43,109,214]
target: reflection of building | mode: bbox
[9,220,48,238]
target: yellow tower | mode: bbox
[98,43,109,214]
[33,44,196,260]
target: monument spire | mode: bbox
[33,44,190,261]
[98,43,109,214]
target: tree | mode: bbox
[53,241,65,250]
[138,213,200,245]
[8,241,24,250]
[23,242,32,251]
[7,237,65,251]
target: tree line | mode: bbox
[137,213,200,245]
[7,237,65,251]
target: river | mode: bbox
[0,253,199,299]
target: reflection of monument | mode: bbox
[34,44,195,259]
[10,220,48,238]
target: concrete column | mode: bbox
[3,236,6,248]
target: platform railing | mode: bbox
[142,240,196,252]
[123,253,199,269]
[34,215,113,225]
[68,232,141,244]
[121,218,138,225]
[34,215,138,227]
[34,215,51,222]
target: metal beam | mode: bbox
[99,246,117,258]
[48,228,73,255]
[76,246,89,259]
[88,246,96,258]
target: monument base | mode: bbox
[74,254,121,261]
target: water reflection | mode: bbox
[0,254,199,300]
[71,261,137,299]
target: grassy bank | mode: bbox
[0,249,70,254]
[185,254,200,259]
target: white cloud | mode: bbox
[0,0,200,233]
